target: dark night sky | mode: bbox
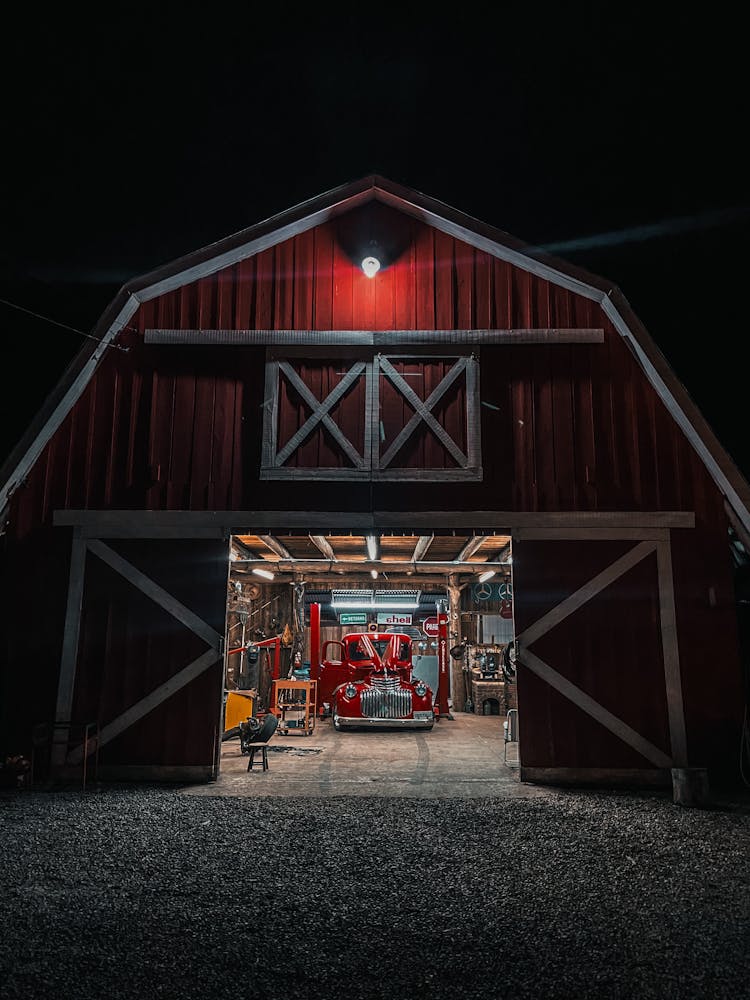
[2,7,748,477]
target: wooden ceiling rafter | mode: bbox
[309,535,337,560]
[232,530,512,574]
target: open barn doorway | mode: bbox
[217,528,518,789]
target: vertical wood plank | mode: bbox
[434,230,454,329]
[235,257,255,328]
[276,239,295,329]
[294,229,314,330]
[255,246,275,329]
[415,226,435,329]
[332,232,354,330]
[314,223,334,331]
[392,228,415,330]
[189,375,216,508]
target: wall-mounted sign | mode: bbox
[377,612,413,626]
[472,582,494,602]
[339,613,368,625]
[472,580,514,602]
[421,616,440,637]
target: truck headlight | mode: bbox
[344,683,357,699]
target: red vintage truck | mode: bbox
[312,630,435,731]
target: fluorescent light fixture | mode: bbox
[252,567,275,580]
[365,534,379,560]
[370,569,378,579]
[478,570,496,583]
[331,601,418,610]
[361,256,380,278]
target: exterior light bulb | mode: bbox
[361,256,381,278]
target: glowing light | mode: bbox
[366,535,379,560]
[478,570,496,583]
[252,567,275,580]
[331,601,418,610]
[370,569,378,579]
[361,256,381,278]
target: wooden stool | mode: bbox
[246,744,269,772]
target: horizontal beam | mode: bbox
[519,767,671,787]
[233,559,511,574]
[54,510,696,536]
[145,328,605,346]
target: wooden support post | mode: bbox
[447,574,465,711]
[655,534,689,769]
[52,531,87,771]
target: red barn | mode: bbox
[1,176,747,792]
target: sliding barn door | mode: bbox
[511,533,687,783]
[61,538,229,781]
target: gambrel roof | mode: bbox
[2,174,749,535]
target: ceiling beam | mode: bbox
[456,535,489,561]
[496,542,512,564]
[309,535,336,560]
[412,534,434,561]
[365,534,380,560]
[259,534,293,560]
[231,538,261,560]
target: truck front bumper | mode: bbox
[333,714,434,730]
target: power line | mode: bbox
[0,296,129,352]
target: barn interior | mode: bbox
[221,529,516,777]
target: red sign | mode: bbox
[422,616,440,637]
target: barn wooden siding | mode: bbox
[6,204,730,528]
[1,202,743,777]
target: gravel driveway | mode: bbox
[1,786,748,1000]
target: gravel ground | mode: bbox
[1,785,748,1000]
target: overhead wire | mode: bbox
[0,295,130,352]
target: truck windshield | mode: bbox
[348,639,410,662]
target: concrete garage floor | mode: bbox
[183,711,553,798]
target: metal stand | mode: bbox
[271,679,317,736]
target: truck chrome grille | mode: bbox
[361,685,413,719]
[371,676,401,692]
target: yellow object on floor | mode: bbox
[224,690,255,731]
